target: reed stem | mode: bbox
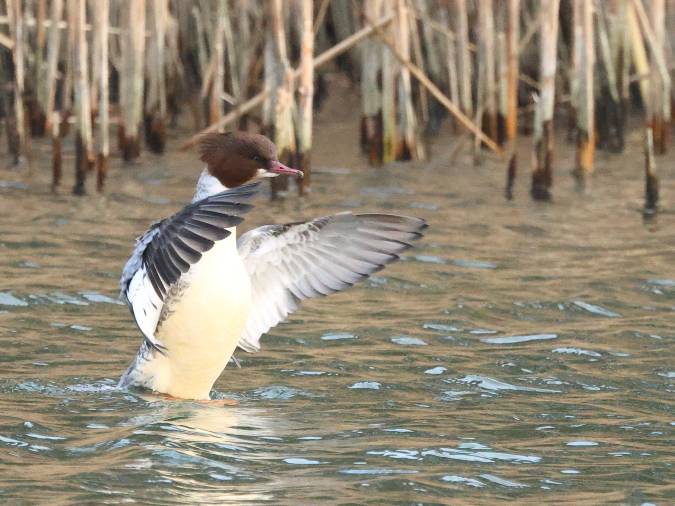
[297,0,314,194]
[360,0,383,164]
[9,0,26,166]
[72,0,93,195]
[572,0,595,190]
[119,0,145,161]
[266,0,296,198]
[144,0,168,153]
[479,0,497,144]
[531,0,560,201]
[96,0,109,192]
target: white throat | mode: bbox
[192,168,228,202]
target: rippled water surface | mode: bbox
[1,117,674,504]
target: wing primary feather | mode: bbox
[183,218,232,240]
[178,227,216,250]
[146,262,167,299]
[165,243,190,273]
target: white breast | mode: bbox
[143,228,252,399]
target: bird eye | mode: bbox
[251,155,263,163]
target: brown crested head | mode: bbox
[197,132,302,188]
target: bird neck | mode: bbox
[192,168,228,202]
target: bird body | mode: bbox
[132,230,251,400]
[118,132,426,400]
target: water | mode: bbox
[0,119,674,503]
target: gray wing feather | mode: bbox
[237,213,427,352]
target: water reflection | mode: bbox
[119,401,278,504]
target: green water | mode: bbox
[0,128,673,504]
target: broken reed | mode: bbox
[0,1,673,211]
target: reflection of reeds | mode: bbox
[0,0,673,206]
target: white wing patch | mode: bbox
[120,226,166,350]
[126,265,166,349]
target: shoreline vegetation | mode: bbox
[0,1,673,212]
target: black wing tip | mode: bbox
[408,229,426,241]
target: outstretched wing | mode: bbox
[120,182,260,350]
[237,213,427,352]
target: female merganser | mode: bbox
[118,132,427,400]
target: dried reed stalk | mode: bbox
[72,0,93,195]
[265,0,296,198]
[629,0,663,211]
[395,0,423,160]
[329,0,358,75]
[455,0,473,120]
[145,0,168,153]
[44,0,63,133]
[416,0,442,132]
[8,0,26,166]
[572,0,595,190]
[504,0,519,140]
[407,5,428,128]
[221,0,239,102]
[236,0,253,100]
[443,6,460,132]
[628,1,649,104]
[504,0,519,198]
[30,0,47,136]
[181,14,394,150]
[51,111,62,192]
[360,0,383,164]
[531,0,560,201]
[209,0,226,126]
[645,0,670,153]
[297,0,314,194]
[497,26,507,145]
[595,3,623,152]
[479,0,497,144]
[505,148,517,200]
[644,126,658,211]
[192,5,209,90]
[615,0,632,106]
[96,0,109,191]
[119,0,145,161]
[365,9,501,153]
[381,1,397,164]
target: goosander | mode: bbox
[118,132,427,400]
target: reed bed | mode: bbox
[0,0,673,212]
